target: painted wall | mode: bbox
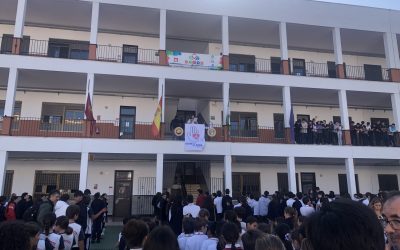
[210,162,400,194]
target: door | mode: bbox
[114,171,133,218]
[122,45,138,64]
[271,57,281,74]
[273,113,285,139]
[297,114,310,122]
[327,61,337,78]
[232,172,260,199]
[119,106,136,139]
[338,174,360,195]
[364,64,383,81]
[277,173,299,193]
[378,174,399,191]
[292,59,306,76]
[301,173,316,193]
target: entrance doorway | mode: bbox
[163,161,210,200]
[113,171,133,218]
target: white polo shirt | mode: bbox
[183,203,200,218]
[213,196,223,214]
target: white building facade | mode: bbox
[0,0,400,216]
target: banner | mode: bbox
[167,50,223,70]
[184,124,206,151]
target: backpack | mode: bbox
[222,195,233,211]
[23,203,40,222]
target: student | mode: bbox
[221,222,242,250]
[25,221,41,250]
[37,213,65,250]
[37,190,60,226]
[54,216,74,250]
[306,199,384,250]
[55,194,70,218]
[255,234,285,250]
[143,226,179,250]
[5,195,17,221]
[245,216,258,231]
[123,219,149,250]
[241,229,263,250]
[185,218,208,250]
[214,191,223,221]
[200,222,219,250]
[183,195,200,218]
[178,217,195,250]
[66,205,85,250]
[0,221,32,250]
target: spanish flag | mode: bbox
[151,97,162,137]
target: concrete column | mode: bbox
[224,155,232,193]
[14,0,27,38]
[345,158,357,198]
[223,82,230,125]
[332,27,343,65]
[79,152,89,191]
[84,73,95,119]
[384,32,400,82]
[4,68,18,117]
[283,86,291,128]
[88,2,99,60]
[287,156,297,193]
[222,15,229,70]
[0,151,8,195]
[338,89,350,130]
[159,9,167,51]
[158,78,165,123]
[279,22,290,75]
[391,93,400,131]
[156,153,164,193]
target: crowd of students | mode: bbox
[0,189,108,250]
[113,188,399,250]
[294,118,398,146]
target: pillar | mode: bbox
[158,78,165,138]
[12,0,27,54]
[338,89,351,145]
[384,32,400,82]
[156,153,164,193]
[222,15,229,70]
[287,156,297,193]
[0,151,8,195]
[279,22,289,75]
[89,1,99,60]
[224,155,232,193]
[283,86,292,143]
[84,73,95,118]
[79,152,89,191]
[159,9,168,65]
[391,93,400,131]
[332,27,345,79]
[2,68,18,135]
[223,82,230,141]
[345,158,357,198]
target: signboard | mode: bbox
[166,50,223,70]
[184,124,205,151]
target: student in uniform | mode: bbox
[54,216,75,250]
[185,218,208,250]
[66,205,85,250]
[37,213,65,250]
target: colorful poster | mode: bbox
[166,50,223,70]
[184,124,206,151]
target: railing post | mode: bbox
[88,44,97,60]
[343,130,351,145]
[281,60,290,75]
[1,116,13,135]
[389,69,400,83]
[85,120,92,138]
[11,38,22,55]
[223,125,230,142]
[222,55,230,70]
[336,64,346,79]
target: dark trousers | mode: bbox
[85,234,91,250]
[92,221,102,241]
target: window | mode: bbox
[292,59,306,76]
[230,112,257,137]
[271,57,281,74]
[229,54,255,73]
[273,113,285,138]
[277,173,299,193]
[0,101,22,117]
[378,174,399,191]
[327,61,337,78]
[48,39,89,59]
[301,173,316,193]
[41,103,84,131]
[297,114,310,122]
[232,172,260,199]
[338,174,360,195]
[0,34,30,54]
[122,45,138,64]
[371,118,389,126]
[333,116,353,124]
[364,64,383,81]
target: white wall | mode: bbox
[210,162,400,194]
[7,159,156,196]
[0,24,14,36]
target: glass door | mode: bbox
[113,171,133,218]
[119,106,136,139]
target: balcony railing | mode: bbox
[255,58,272,73]
[305,62,330,78]
[229,126,288,144]
[345,65,390,82]
[97,45,159,65]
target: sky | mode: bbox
[315,0,400,10]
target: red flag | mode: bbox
[151,97,162,137]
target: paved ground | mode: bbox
[91,225,123,250]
